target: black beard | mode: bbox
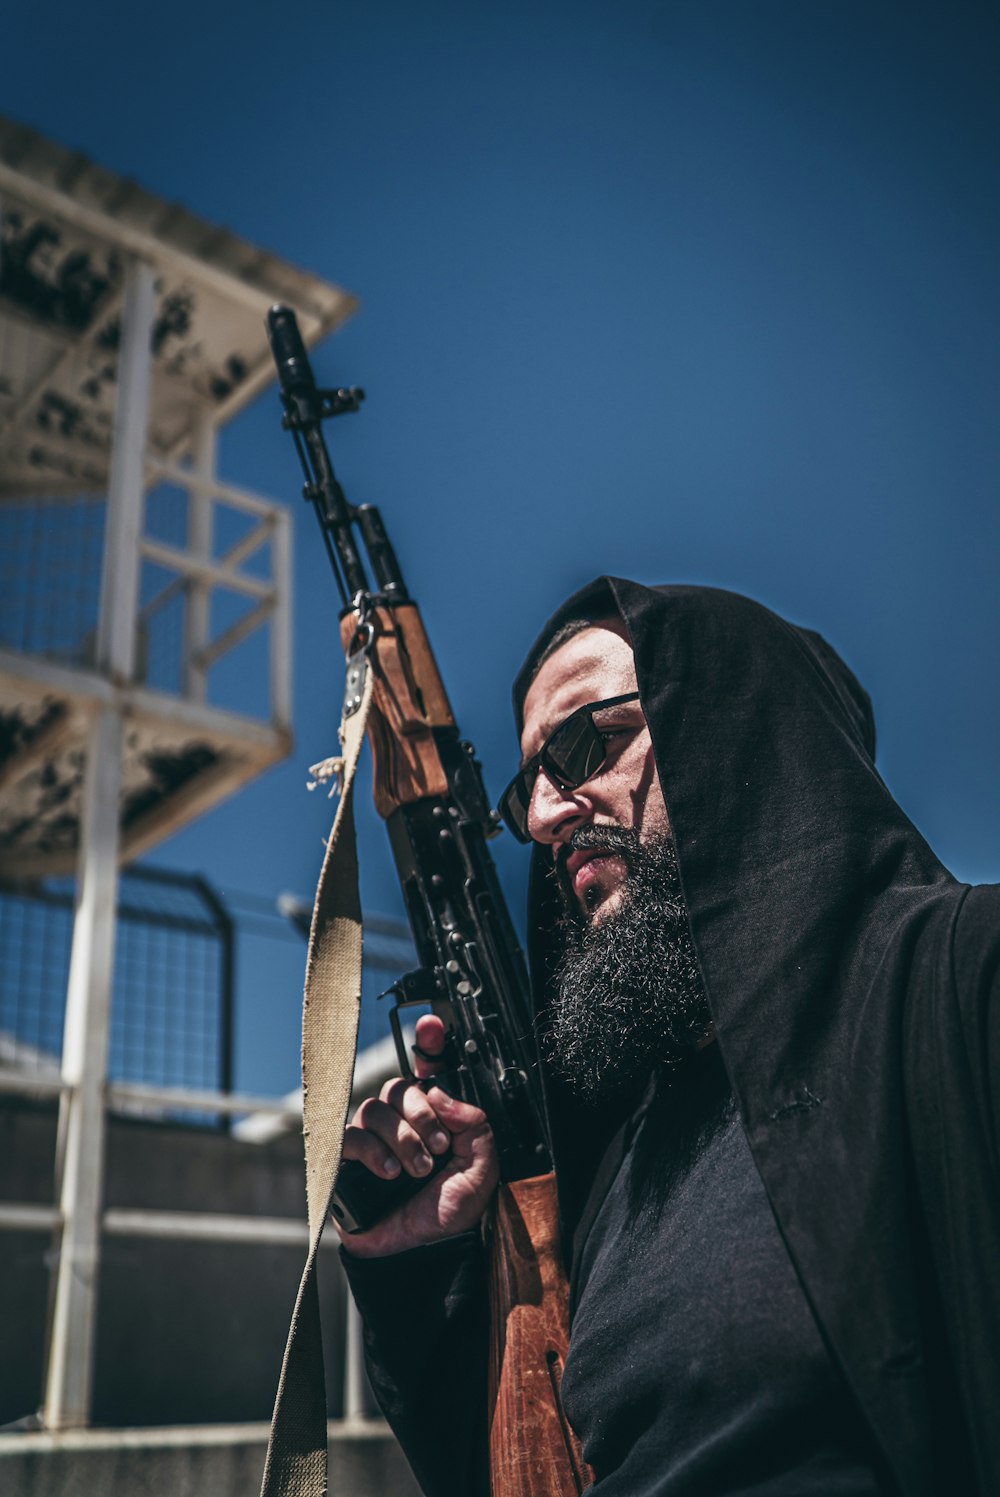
[541,829,712,1107]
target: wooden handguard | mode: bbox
[340,603,455,817]
[488,1174,593,1497]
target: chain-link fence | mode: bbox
[0,865,415,1432]
[0,866,413,1098]
[0,866,232,1095]
[0,496,105,666]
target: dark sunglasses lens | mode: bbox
[498,766,536,842]
[547,711,606,785]
[499,694,638,843]
[499,711,607,842]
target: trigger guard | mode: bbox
[412,1041,443,1062]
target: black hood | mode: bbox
[513,578,969,1497]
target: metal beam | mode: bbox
[126,684,291,748]
[44,258,157,1431]
[138,537,275,601]
[145,460,282,520]
[271,506,293,732]
[0,1203,62,1233]
[0,1070,67,1098]
[44,707,125,1430]
[106,1080,300,1119]
[344,1298,379,1419]
[102,1208,334,1248]
[96,258,156,683]
[183,411,215,703]
[0,648,291,747]
[0,647,114,705]
[0,1203,335,1249]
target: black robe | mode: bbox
[344,579,1000,1497]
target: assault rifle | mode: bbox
[266,306,590,1497]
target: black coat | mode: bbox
[346,579,1000,1497]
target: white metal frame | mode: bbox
[0,121,361,1438]
[23,253,295,1431]
[140,456,293,732]
[45,259,157,1430]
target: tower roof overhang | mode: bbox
[0,115,357,498]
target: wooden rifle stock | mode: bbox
[339,603,453,814]
[489,1173,593,1496]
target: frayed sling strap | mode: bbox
[259,655,374,1497]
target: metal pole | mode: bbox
[193,875,235,1119]
[184,408,215,701]
[45,706,123,1429]
[44,256,156,1431]
[271,504,293,732]
[344,1295,372,1420]
[95,258,157,684]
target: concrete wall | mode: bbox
[1,1099,351,1427]
[0,1422,422,1497]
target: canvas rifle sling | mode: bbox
[259,655,374,1497]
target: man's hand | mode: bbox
[336,1014,499,1258]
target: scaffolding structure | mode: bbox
[0,117,358,1432]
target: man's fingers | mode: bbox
[342,1072,490,1189]
[341,1124,402,1179]
[353,1095,436,1178]
[380,1077,452,1155]
[423,1087,488,1133]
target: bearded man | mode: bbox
[338,579,1000,1497]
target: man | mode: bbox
[339,578,1000,1496]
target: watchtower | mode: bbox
[0,117,355,1428]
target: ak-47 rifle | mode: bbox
[265,305,590,1497]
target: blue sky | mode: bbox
[7,0,999,1092]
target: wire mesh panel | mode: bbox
[0,496,105,664]
[0,866,231,1094]
[0,859,423,1128]
[0,888,72,1070]
[111,870,231,1092]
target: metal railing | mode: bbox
[0,456,291,733]
[139,450,292,729]
[0,865,415,1430]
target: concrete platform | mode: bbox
[0,1419,422,1497]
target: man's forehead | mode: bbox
[520,624,638,751]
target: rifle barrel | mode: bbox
[266,304,370,603]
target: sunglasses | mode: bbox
[497,692,642,843]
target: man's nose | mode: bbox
[526,769,589,845]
